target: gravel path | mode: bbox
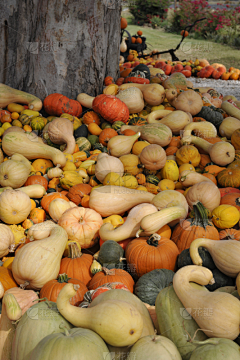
[190,77,240,100]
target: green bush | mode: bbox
[151,16,163,28]
[128,0,170,25]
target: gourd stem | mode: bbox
[182,135,212,153]
[68,242,82,259]
[192,201,211,228]
[190,238,215,268]
[189,338,220,346]
[59,323,70,337]
[102,267,115,275]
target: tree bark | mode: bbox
[0,0,121,101]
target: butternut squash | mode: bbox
[190,238,240,277]
[180,170,212,187]
[183,121,217,138]
[76,93,94,108]
[148,110,191,135]
[2,132,67,167]
[0,83,42,111]
[89,185,155,217]
[56,283,143,347]
[99,203,158,242]
[16,184,46,198]
[173,265,240,340]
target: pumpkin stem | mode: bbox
[59,323,71,336]
[192,201,211,228]
[147,234,161,247]
[68,242,82,259]
[102,267,116,275]
[20,281,30,290]
[57,273,71,283]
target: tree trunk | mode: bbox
[0,0,121,101]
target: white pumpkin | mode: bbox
[95,153,124,183]
[0,190,31,224]
[0,224,15,258]
[0,160,30,188]
[49,198,74,222]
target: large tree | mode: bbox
[0,0,121,100]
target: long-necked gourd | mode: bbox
[56,283,143,347]
[190,238,240,277]
[136,206,188,237]
[99,203,158,242]
[89,185,155,217]
[147,110,191,135]
[0,83,42,111]
[182,121,217,138]
[2,132,66,167]
[12,225,68,289]
[173,265,240,340]
[180,170,212,187]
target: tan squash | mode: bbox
[171,90,203,115]
[0,160,30,188]
[99,203,158,242]
[140,144,166,171]
[179,170,212,187]
[95,153,124,183]
[152,190,189,221]
[27,220,57,240]
[0,224,15,258]
[190,238,240,277]
[89,185,155,217]
[142,84,165,106]
[173,265,240,339]
[9,154,32,173]
[186,181,221,211]
[12,225,68,289]
[0,83,42,111]
[148,110,191,135]
[108,132,141,157]
[181,135,235,166]
[183,121,217,138]
[77,93,94,109]
[116,87,144,113]
[2,132,67,167]
[219,117,240,139]
[0,189,31,224]
[48,118,76,154]
[16,184,46,198]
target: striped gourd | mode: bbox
[146,175,160,186]
[76,137,91,151]
[31,117,46,130]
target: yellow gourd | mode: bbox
[158,179,175,191]
[63,161,76,171]
[119,154,142,176]
[8,225,26,246]
[103,215,124,228]
[161,160,179,181]
[7,103,25,113]
[212,205,240,229]
[103,172,124,186]
[88,123,102,136]
[59,171,83,190]
[179,163,195,174]
[132,141,150,156]
[122,175,138,189]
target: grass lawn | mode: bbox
[122,13,240,70]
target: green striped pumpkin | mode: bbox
[146,175,160,186]
[112,121,125,131]
[31,117,46,131]
[76,137,91,151]
[19,114,31,125]
[128,117,148,126]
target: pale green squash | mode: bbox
[155,285,208,360]
[189,338,240,360]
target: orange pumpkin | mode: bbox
[43,93,82,117]
[83,111,100,125]
[202,173,217,185]
[220,192,240,211]
[104,76,114,86]
[29,208,46,224]
[168,136,181,148]
[199,154,211,170]
[121,129,137,136]
[39,273,88,306]
[125,235,179,279]
[219,228,240,241]
[0,267,17,292]
[166,146,178,156]
[89,268,134,293]
[204,165,226,177]
[137,30,143,36]
[59,242,93,286]
[25,175,48,190]
[171,202,219,253]
[99,128,118,147]
[136,38,142,44]
[81,195,90,208]
[41,192,69,212]
[120,68,132,78]
[67,183,92,205]
[217,169,240,188]
[181,30,189,37]
[121,17,128,29]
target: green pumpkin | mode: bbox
[128,116,148,126]
[101,122,112,130]
[177,248,216,271]
[112,121,125,131]
[214,286,240,299]
[135,269,174,306]
[19,114,31,125]
[146,174,160,186]
[12,301,72,360]
[75,137,91,151]
[28,328,110,360]
[88,134,99,147]
[205,268,234,291]
[93,143,108,153]
[155,285,207,360]
[196,106,223,128]
[46,138,61,149]
[189,338,240,360]
[31,116,46,131]
[98,240,124,269]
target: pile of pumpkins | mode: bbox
[2,71,240,360]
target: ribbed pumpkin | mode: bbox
[176,145,201,167]
[171,202,219,253]
[41,193,69,212]
[231,128,240,150]
[30,117,46,131]
[43,93,82,117]
[128,117,148,126]
[67,183,92,205]
[32,159,53,174]
[140,144,166,171]
[25,175,48,190]
[217,168,240,188]
[83,111,100,125]
[219,228,240,240]
[99,128,118,147]
[59,242,93,286]
[220,192,240,211]
[88,268,134,293]
[92,95,129,124]
[39,273,88,306]
[125,235,179,279]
